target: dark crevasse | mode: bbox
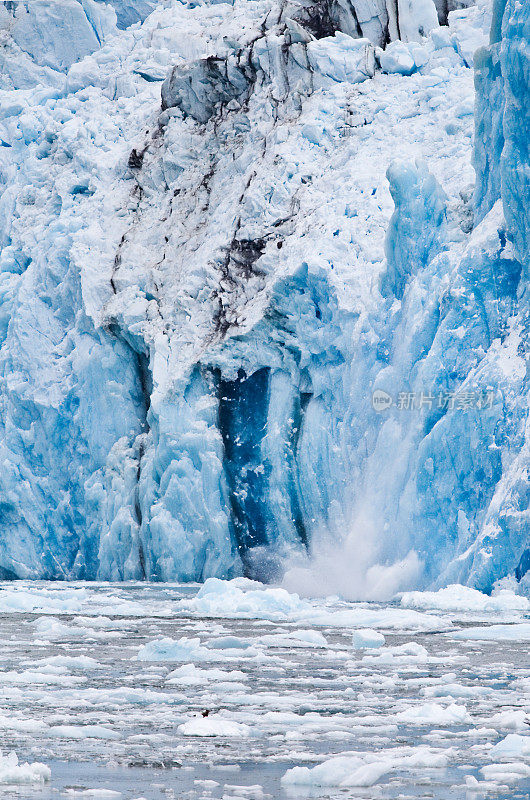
[217,367,310,580]
[218,368,271,564]
[288,389,312,549]
[515,549,530,582]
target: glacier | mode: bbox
[0,0,528,593]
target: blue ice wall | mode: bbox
[474,0,529,261]
[218,369,272,554]
[0,0,529,592]
[372,0,530,590]
[499,0,529,268]
[0,249,148,578]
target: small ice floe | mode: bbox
[480,762,530,784]
[178,716,251,737]
[48,725,120,740]
[207,636,251,650]
[223,784,265,798]
[23,655,102,670]
[33,617,123,641]
[194,779,220,788]
[490,734,530,758]
[464,774,508,792]
[0,750,50,785]
[282,757,392,788]
[452,623,530,641]
[395,702,471,725]
[206,636,264,659]
[137,637,213,662]
[489,710,529,731]
[165,663,247,685]
[360,642,430,664]
[258,629,328,648]
[282,745,449,788]
[351,629,385,648]
[421,682,492,699]
[63,790,122,797]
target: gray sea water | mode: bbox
[0,582,528,799]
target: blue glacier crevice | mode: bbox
[218,368,272,557]
[499,0,529,270]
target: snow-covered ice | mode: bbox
[351,628,385,648]
[178,717,252,738]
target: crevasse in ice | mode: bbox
[0,0,528,591]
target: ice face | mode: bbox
[498,0,529,269]
[0,0,528,594]
[94,0,158,29]
[9,0,117,72]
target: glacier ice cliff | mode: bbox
[0,0,528,593]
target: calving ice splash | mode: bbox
[0,0,529,599]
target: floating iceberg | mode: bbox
[137,636,214,662]
[282,745,450,787]
[0,751,50,785]
[178,717,252,737]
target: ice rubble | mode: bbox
[0,582,528,795]
[0,0,529,595]
[176,576,452,628]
